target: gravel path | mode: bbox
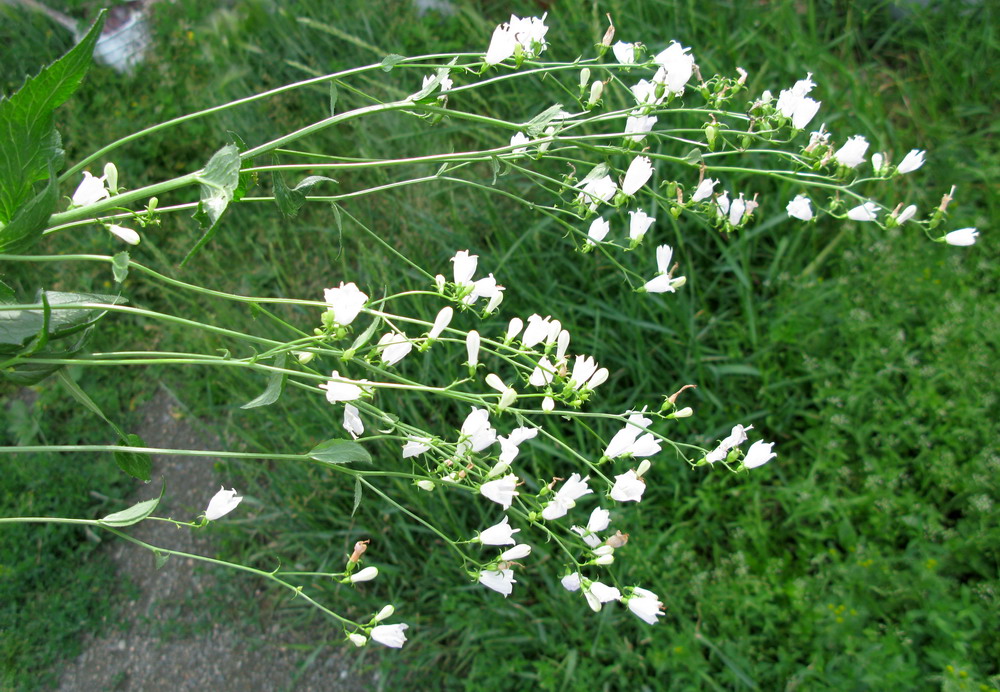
[55,388,376,692]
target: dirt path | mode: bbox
[55,388,376,692]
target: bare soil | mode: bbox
[55,388,376,692]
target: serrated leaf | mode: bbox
[111,251,130,283]
[308,439,372,466]
[0,11,105,223]
[241,353,287,409]
[381,54,406,71]
[0,163,58,254]
[99,482,164,527]
[0,290,126,351]
[352,478,362,517]
[182,144,241,266]
[114,433,152,481]
[524,103,565,137]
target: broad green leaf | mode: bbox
[111,251,130,283]
[0,11,105,223]
[99,483,164,527]
[241,353,287,409]
[114,433,152,482]
[182,144,241,266]
[381,54,406,71]
[0,290,126,352]
[1,329,90,385]
[0,163,58,254]
[0,279,14,302]
[56,369,125,438]
[308,439,372,466]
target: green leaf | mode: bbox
[1,329,90,385]
[56,369,125,438]
[524,103,565,137]
[0,163,59,254]
[182,144,241,266]
[380,54,406,71]
[352,478,362,517]
[99,483,164,527]
[308,439,372,466]
[241,353,287,409]
[0,290,126,352]
[272,157,337,219]
[342,310,381,360]
[0,11,105,223]
[154,551,170,569]
[114,433,152,482]
[111,251,130,283]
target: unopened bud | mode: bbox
[587,80,604,108]
[594,554,614,566]
[498,387,517,410]
[373,604,394,622]
[350,566,379,583]
[348,633,368,647]
[104,162,119,194]
[636,459,651,478]
[294,350,315,365]
[671,406,693,419]
[593,545,614,556]
[415,480,435,492]
[579,68,591,91]
[434,274,446,292]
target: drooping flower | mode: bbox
[894,204,917,225]
[583,580,622,612]
[628,209,655,242]
[691,178,717,203]
[728,193,748,226]
[541,473,593,520]
[370,623,408,648]
[478,515,520,545]
[343,404,364,439]
[451,250,478,286]
[630,79,663,109]
[786,195,814,221]
[561,572,582,592]
[506,317,524,343]
[570,355,600,389]
[774,73,821,129]
[350,566,378,583]
[484,22,517,65]
[577,175,617,211]
[509,14,549,58]
[71,170,111,207]
[497,426,538,465]
[108,225,140,245]
[652,41,694,95]
[428,307,453,340]
[480,474,519,509]
[743,440,777,469]
[500,543,532,561]
[624,114,657,143]
[323,282,369,327]
[626,587,665,625]
[319,370,369,403]
[609,469,646,502]
[205,486,243,520]
[834,135,870,168]
[378,332,412,366]
[896,149,926,174]
[402,436,431,458]
[528,356,557,388]
[943,228,979,246]
[612,41,637,64]
[522,314,553,348]
[510,131,530,154]
[605,412,652,458]
[459,407,497,454]
[587,217,610,244]
[479,568,516,596]
[622,156,653,196]
[847,202,879,222]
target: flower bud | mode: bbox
[542,396,555,412]
[294,350,315,364]
[466,330,481,368]
[556,330,571,360]
[500,544,531,561]
[594,554,614,565]
[103,162,119,194]
[593,545,614,556]
[498,387,518,410]
[579,68,591,91]
[434,274,446,292]
[636,459,651,477]
[506,317,524,343]
[350,566,379,583]
[415,480,435,492]
[670,406,693,418]
[348,633,368,647]
[587,80,604,108]
[485,373,507,393]
[485,290,504,313]
[373,604,395,622]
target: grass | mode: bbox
[1,0,998,690]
